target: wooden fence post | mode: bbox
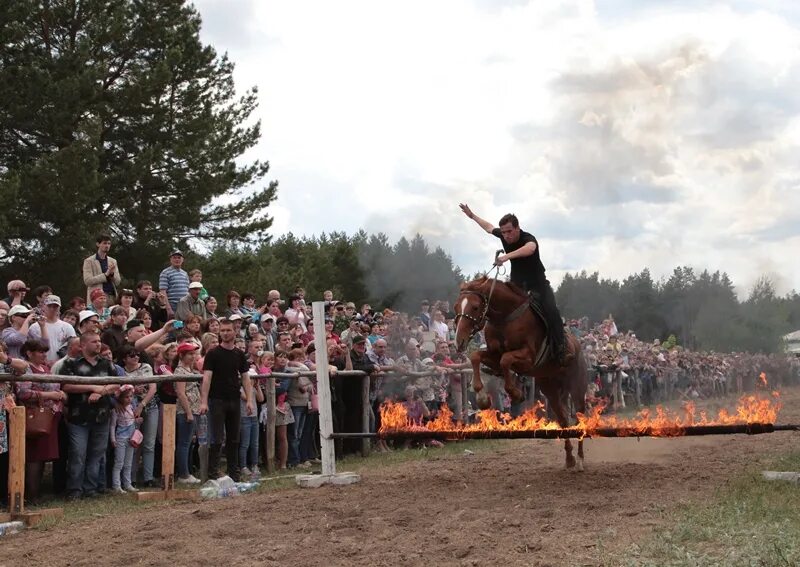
[265,376,276,473]
[161,404,176,491]
[361,375,370,458]
[8,407,25,514]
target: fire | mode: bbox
[759,372,768,387]
[380,384,782,439]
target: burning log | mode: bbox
[330,423,800,441]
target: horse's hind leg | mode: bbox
[542,384,575,469]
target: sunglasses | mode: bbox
[127,352,140,358]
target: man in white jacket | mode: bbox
[82,233,122,303]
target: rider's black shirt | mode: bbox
[492,228,547,290]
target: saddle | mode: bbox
[506,290,574,368]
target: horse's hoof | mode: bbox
[476,391,491,410]
[565,457,577,469]
[576,459,585,472]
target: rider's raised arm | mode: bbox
[459,203,495,234]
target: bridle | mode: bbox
[454,266,502,343]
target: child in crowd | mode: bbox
[188,269,208,301]
[110,385,141,493]
[239,372,265,480]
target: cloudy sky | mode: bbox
[193,0,800,297]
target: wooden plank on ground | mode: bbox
[13,507,63,527]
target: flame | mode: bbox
[380,379,782,439]
[759,372,768,387]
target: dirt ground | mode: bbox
[4,388,800,567]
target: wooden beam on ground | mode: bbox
[13,507,63,528]
[762,471,800,482]
[8,407,25,514]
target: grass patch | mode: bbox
[617,452,800,567]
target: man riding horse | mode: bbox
[459,203,571,366]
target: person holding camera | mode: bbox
[1,305,47,359]
[3,280,32,309]
[25,295,76,362]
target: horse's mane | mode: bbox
[462,276,527,299]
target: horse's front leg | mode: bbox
[499,349,528,404]
[470,350,500,409]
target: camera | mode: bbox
[173,321,184,329]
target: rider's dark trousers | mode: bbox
[527,281,567,357]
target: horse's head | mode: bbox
[453,281,489,352]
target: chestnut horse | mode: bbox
[454,276,588,470]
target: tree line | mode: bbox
[556,267,800,354]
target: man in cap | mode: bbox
[3,280,31,308]
[28,295,76,362]
[83,233,122,304]
[175,281,208,321]
[158,249,190,313]
[77,310,100,336]
[259,316,276,351]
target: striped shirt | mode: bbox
[158,266,189,310]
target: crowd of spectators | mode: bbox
[0,234,797,507]
[570,317,799,410]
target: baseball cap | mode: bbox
[8,305,31,318]
[176,342,199,355]
[228,313,242,321]
[352,335,366,345]
[6,280,28,292]
[43,295,62,306]
[170,249,183,257]
[188,282,203,289]
[79,310,99,324]
[125,319,143,332]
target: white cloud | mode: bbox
[194,0,800,297]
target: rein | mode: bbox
[455,264,517,342]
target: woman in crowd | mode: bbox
[15,339,65,502]
[288,323,305,346]
[205,296,219,320]
[117,289,137,321]
[202,318,220,335]
[118,343,157,489]
[135,308,154,335]
[2,307,45,359]
[266,300,282,320]
[173,342,202,484]
[185,314,203,342]
[61,309,79,331]
[224,290,244,319]
[87,288,111,325]
[284,295,308,332]
[0,341,22,507]
[197,332,219,371]
[0,306,8,332]
[67,297,86,312]
[299,320,314,346]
